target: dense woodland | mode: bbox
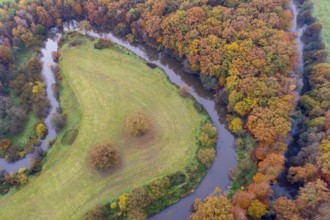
[0,0,329,219]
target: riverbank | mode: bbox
[0,34,209,219]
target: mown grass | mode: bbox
[0,37,204,219]
[312,0,330,61]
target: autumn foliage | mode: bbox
[125,112,152,137]
[88,141,120,170]
[0,0,329,218]
[190,188,234,220]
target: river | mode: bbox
[0,20,237,219]
[272,1,306,199]
[0,33,61,173]
[0,0,305,217]
[74,25,237,220]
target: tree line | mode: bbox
[0,0,329,219]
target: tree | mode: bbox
[228,117,243,133]
[0,45,13,64]
[248,181,273,201]
[297,179,330,210]
[273,197,301,220]
[36,6,53,28]
[232,191,256,209]
[247,199,267,219]
[36,123,47,138]
[197,148,216,168]
[257,153,285,182]
[0,139,11,151]
[231,206,247,220]
[199,123,217,147]
[125,112,152,137]
[247,106,291,144]
[288,163,318,183]
[51,112,66,132]
[190,188,234,220]
[0,96,26,135]
[126,187,151,218]
[12,25,34,47]
[88,141,120,170]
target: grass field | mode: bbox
[312,0,330,61]
[0,37,204,219]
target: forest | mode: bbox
[0,0,329,219]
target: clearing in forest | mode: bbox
[0,37,204,219]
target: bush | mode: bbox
[88,141,120,170]
[197,148,216,168]
[179,85,189,97]
[36,123,47,139]
[51,112,66,132]
[125,112,152,137]
[167,171,186,186]
[94,39,112,50]
[229,117,243,133]
[51,51,60,62]
[0,96,27,135]
[0,139,11,151]
[199,123,217,147]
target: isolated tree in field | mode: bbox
[125,112,151,137]
[89,141,120,170]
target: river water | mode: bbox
[272,1,306,199]
[75,26,237,220]
[0,0,305,217]
[0,21,237,219]
[0,33,61,173]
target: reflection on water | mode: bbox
[272,1,306,200]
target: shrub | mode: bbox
[247,199,267,219]
[51,51,60,62]
[229,117,243,133]
[68,40,82,47]
[94,39,112,50]
[197,148,216,168]
[179,85,189,97]
[0,96,26,135]
[199,123,217,147]
[36,123,47,139]
[0,139,11,151]
[167,171,186,186]
[51,112,66,132]
[88,141,120,170]
[125,112,152,137]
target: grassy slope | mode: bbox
[312,0,330,61]
[0,38,203,219]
